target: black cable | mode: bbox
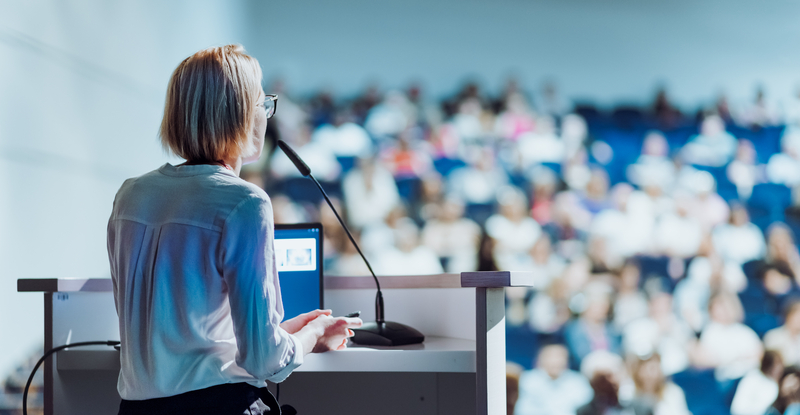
[23,340,121,415]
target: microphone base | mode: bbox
[351,321,425,346]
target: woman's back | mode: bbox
[108,163,302,401]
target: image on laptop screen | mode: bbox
[274,223,323,320]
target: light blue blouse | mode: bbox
[107,163,302,400]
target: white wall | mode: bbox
[1,0,799,379]
[0,0,249,376]
[248,0,800,108]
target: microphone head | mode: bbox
[277,140,312,177]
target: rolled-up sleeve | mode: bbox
[220,195,303,382]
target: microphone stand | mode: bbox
[307,174,385,325]
[276,140,424,346]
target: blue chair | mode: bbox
[336,156,356,173]
[465,203,495,227]
[395,177,422,206]
[635,256,678,292]
[433,158,466,177]
[506,325,539,370]
[752,126,785,164]
[748,183,792,232]
[672,369,730,415]
[281,177,341,205]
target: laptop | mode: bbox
[274,223,324,320]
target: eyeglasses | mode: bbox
[263,94,278,119]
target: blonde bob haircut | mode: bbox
[160,44,262,162]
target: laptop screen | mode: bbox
[274,223,323,320]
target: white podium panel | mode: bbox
[19,271,532,415]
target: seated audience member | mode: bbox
[612,260,649,330]
[577,351,631,415]
[450,97,490,142]
[688,171,730,232]
[629,354,691,415]
[312,111,373,158]
[494,93,536,141]
[767,123,800,186]
[517,115,565,166]
[528,274,576,335]
[508,363,524,415]
[270,123,341,181]
[681,114,738,167]
[380,128,433,179]
[515,344,593,415]
[269,194,307,224]
[448,146,509,206]
[731,350,783,415]
[327,231,372,277]
[672,231,749,332]
[561,113,589,160]
[713,203,767,266]
[767,224,800,281]
[529,166,559,224]
[764,301,800,366]
[579,168,613,216]
[693,292,763,385]
[727,139,761,200]
[341,156,400,229]
[364,90,415,138]
[373,218,444,276]
[627,131,677,191]
[591,184,657,261]
[414,173,445,222]
[523,235,567,290]
[543,192,590,259]
[421,197,481,273]
[653,195,703,258]
[563,148,593,192]
[485,187,542,270]
[623,292,695,376]
[766,367,800,415]
[360,205,408,260]
[565,291,621,369]
[740,88,780,127]
[740,262,800,336]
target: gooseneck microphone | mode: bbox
[276,140,424,346]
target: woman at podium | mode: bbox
[107,44,361,414]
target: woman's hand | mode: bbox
[293,314,363,354]
[281,309,332,335]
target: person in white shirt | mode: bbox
[341,156,401,229]
[486,187,542,270]
[764,301,800,366]
[654,195,703,258]
[713,203,767,266]
[108,45,361,414]
[693,292,763,383]
[623,293,695,376]
[269,122,341,181]
[681,114,738,167]
[629,354,691,415]
[767,128,800,187]
[731,350,783,415]
[627,131,677,191]
[515,344,593,415]
[373,218,444,276]
[421,197,481,273]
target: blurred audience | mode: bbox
[515,344,593,415]
[630,354,691,415]
[254,79,800,415]
[731,350,783,415]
